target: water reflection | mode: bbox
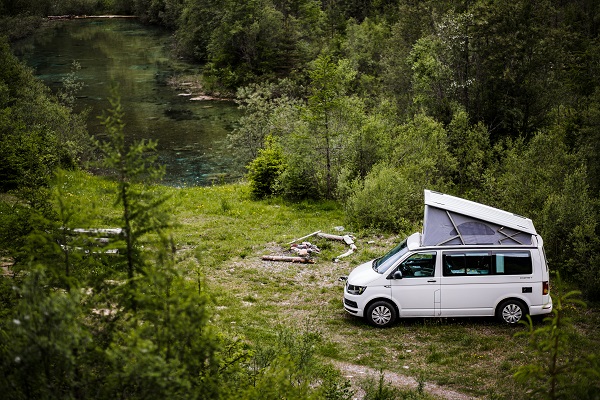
[13,19,242,186]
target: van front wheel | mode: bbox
[497,300,527,324]
[366,301,397,327]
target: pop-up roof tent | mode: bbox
[422,190,537,246]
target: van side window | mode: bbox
[494,252,532,274]
[443,252,491,276]
[397,253,436,278]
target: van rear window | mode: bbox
[443,251,532,276]
[494,252,532,275]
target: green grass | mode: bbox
[58,170,600,399]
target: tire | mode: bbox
[497,300,527,325]
[366,301,397,328]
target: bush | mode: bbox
[344,163,422,232]
[246,137,286,198]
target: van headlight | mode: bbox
[346,283,367,295]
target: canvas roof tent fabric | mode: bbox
[422,190,536,246]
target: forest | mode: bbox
[1,0,600,399]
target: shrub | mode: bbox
[246,137,286,198]
[344,163,421,232]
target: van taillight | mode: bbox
[543,281,549,295]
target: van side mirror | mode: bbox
[393,270,403,280]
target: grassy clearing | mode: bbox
[62,171,600,399]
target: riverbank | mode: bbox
[167,73,234,101]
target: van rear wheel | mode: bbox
[497,300,527,324]
[366,301,397,328]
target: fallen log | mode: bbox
[262,255,315,264]
[287,230,321,245]
[48,15,138,20]
[317,232,355,244]
[71,228,123,236]
[316,232,343,241]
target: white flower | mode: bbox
[12,319,20,325]
[14,356,21,363]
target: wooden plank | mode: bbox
[287,230,321,245]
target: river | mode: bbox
[12,18,243,187]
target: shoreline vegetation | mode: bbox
[47,15,138,19]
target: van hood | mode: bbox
[347,260,381,286]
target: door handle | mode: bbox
[428,280,437,283]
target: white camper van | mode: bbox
[343,190,552,327]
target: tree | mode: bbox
[446,106,490,195]
[345,112,456,231]
[514,275,600,399]
[96,87,170,308]
[300,55,356,199]
[0,38,85,194]
[341,17,389,97]
[540,169,600,299]
[469,0,567,138]
[232,82,303,162]
[206,0,297,87]
[0,266,91,399]
[177,0,224,61]
[408,32,455,122]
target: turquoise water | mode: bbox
[13,18,243,186]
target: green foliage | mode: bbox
[316,365,355,400]
[0,15,45,41]
[292,55,357,199]
[361,371,400,400]
[342,112,456,231]
[342,17,389,79]
[240,324,329,399]
[0,266,91,400]
[131,0,184,28]
[0,38,88,195]
[4,1,600,397]
[343,163,419,233]
[200,0,320,87]
[176,0,223,61]
[247,136,286,198]
[231,81,304,163]
[99,254,246,399]
[514,275,600,399]
[541,169,600,299]
[446,106,490,195]
[408,34,453,119]
[390,112,455,187]
[95,87,170,305]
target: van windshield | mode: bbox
[373,239,409,274]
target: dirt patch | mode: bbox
[332,360,478,400]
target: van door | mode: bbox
[440,251,493,316]
[389,252,441,317]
